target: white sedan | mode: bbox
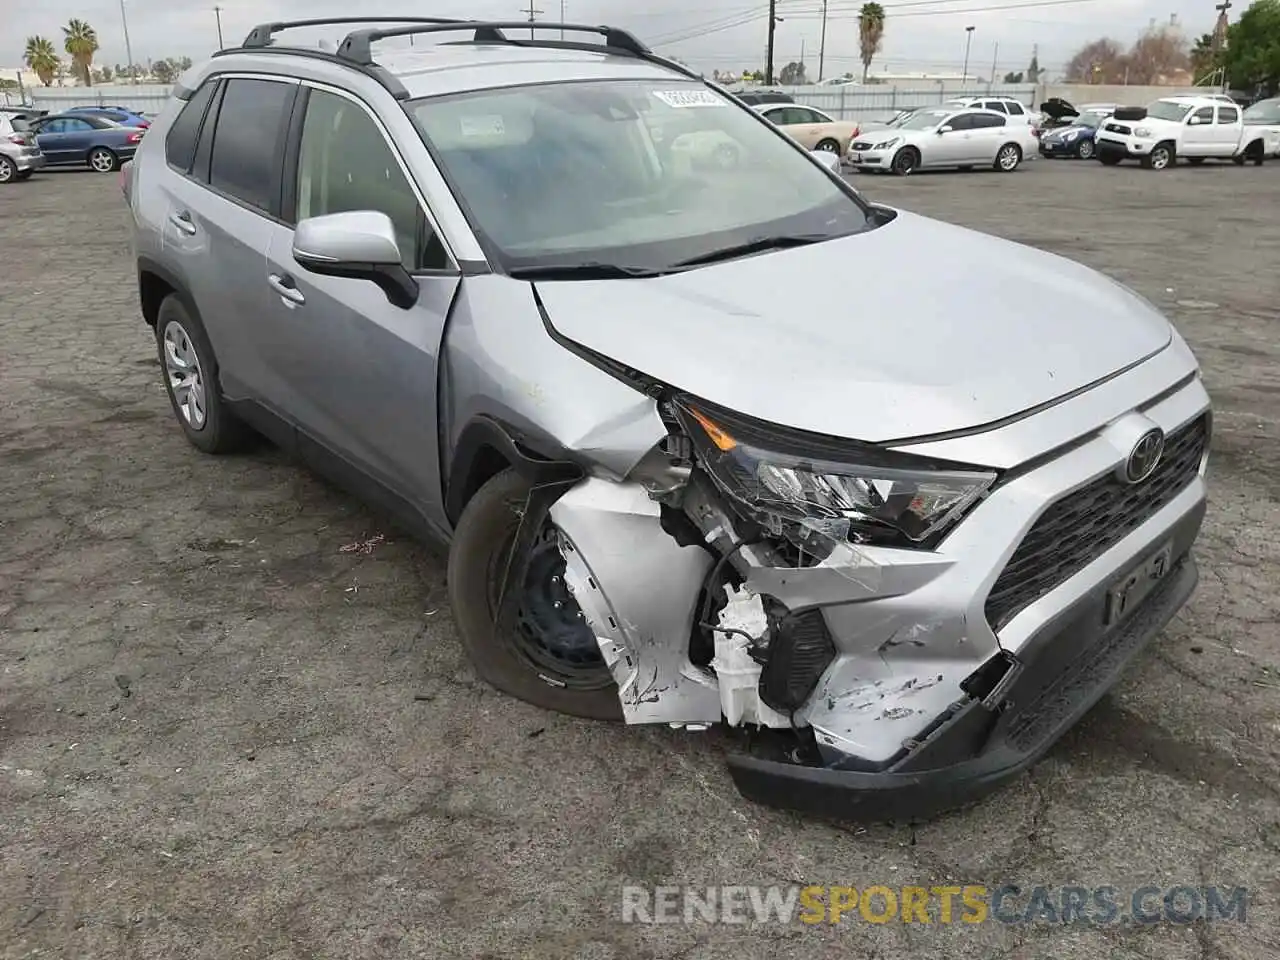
[848,106,1038,175]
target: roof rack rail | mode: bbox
[336,21,651,66]
[241,17,473,50]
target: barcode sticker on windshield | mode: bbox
[651,90,725,109]
[459,115,505,137]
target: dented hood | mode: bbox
[534,210,1172,444]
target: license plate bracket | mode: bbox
[1104,541,1173,626]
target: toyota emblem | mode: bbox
[1125,428,1165,484]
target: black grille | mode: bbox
[984,415,1208,631]
[759,609,837,713]
[1105,122,1132,135]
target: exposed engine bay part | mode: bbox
[549,478,722,725]
[710,585,791,728]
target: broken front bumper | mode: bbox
[729,545,1199,821]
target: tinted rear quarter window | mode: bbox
[208,78,296,214]
[166,79,217,171]
[1007,102,1025,115]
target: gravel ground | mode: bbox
[2,159,1279,959]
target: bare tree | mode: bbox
[1125,25,1190,84]
[1064,38,1126,84]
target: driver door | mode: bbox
[930,113,976,165]
[261,85,460,529]
[1182,106,1215,156]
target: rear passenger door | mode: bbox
[970,113,1009,161]
[262,85,460,527]
[1213,105,1241,155]
[160,75,299,406]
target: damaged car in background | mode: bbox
[127,18,1212,821]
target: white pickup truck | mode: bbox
[1094,95,1270,170]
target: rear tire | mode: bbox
[994,143,1021,172]
[447,469,622,721]
[154,294,252,455]
[88,147,118,174]
[815,138,840,154]
[0,156,14,183]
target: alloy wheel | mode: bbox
[1078,139,1095,160]
[0,157,13,183]
[998,145,1020,170]
[89,149,115,173]
[161,320,207,430]
[1150,147,1171,170]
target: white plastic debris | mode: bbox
[711,586,790,728]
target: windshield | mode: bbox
[1073,113,1106,128]
[1244,99,1280,123]
[407,79,871,272]
[898,110,951,131]
[1146,100,1193,122]
[886,109,920,127]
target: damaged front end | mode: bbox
[533,375,1206,820]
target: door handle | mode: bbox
[168,211,196,236]
[268,273,306,306]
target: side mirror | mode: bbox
[292,210,418,309]
[811,149,841,172]
[937,125,953,134]
[1188,116,1204,125]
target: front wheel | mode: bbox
[994,143,1021,172]
[1142,143,1173,170]
[890,146,919,176]
[1075,139,1095,160]
[447,469,622,721]
[88,147,118,173]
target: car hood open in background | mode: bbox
[534,210,1172,444]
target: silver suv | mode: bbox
[126,17,1211,820]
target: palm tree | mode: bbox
[858,3,887,82]
[62,18,100,87]
[24,35,60,87]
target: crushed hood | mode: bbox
[534,210,1172,444]
[1039,97,1079,120]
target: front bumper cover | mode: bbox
[727,531,1200,822]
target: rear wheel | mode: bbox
[994,143,1021,172]
[0,156,14,183]
[88,147,117,173]
[890,146,919,176]
[1075,138,1095,160]
[447,469,621,721]
[815,138,840,154]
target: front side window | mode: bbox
[294,88,446,270]
[407,80,870,271]
[208,77,295,214]
[1190,106,1215,124]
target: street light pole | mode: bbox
[119,0,136,83]
[818,0,828,82]
[962,25,975,85]
[765,0,778,85]
[214,6,225,50]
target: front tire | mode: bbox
[154,294,251,454]
[1142,142,1173,170]
[1075,138,1095,160]
[447,469,622,721]
[88,147,118,174]
[890,146,919,176]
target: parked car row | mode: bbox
[0,108,146,182]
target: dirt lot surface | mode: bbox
[2,159,1279,959]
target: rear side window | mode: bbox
[166,79,217,172]
[1217,106,1239,124]
[1006,102,1025,116]
[946,113,975,131]
[972,114,1007,128]
[209,78,296,214]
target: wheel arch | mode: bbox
[136,256,193,330]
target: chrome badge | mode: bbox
[1125,428,1165,484]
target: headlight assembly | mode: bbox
[675,400,997,549]
[1135,126,1152,138]
[873,137,899,150]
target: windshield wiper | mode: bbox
[669,234,830,270]
[507,262,665,280]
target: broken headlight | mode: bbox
[676,400,996,547]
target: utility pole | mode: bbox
[214,5,224,51]
[765,0,778,85]
[119,0,136,84]
[990,41,998,86]
[962,25,975,84]
[818,0,828,82]
[560,0,565,40]
[523,1,543,39]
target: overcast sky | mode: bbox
[4,0,1223,80]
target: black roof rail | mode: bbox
[336,21,650,66]
[241,17,473,49]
